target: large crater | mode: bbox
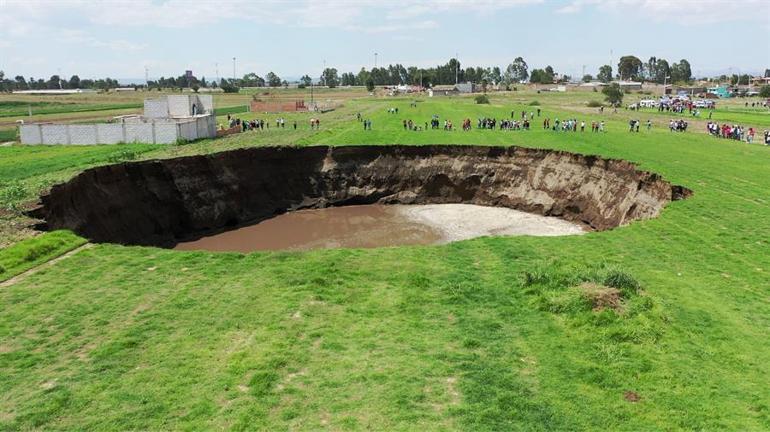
[29,145,691,247]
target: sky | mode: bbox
[0,0,768,82]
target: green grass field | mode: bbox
[1,91,769,430]
[0,101,143,118]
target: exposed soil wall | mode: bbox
[29,145,691,247]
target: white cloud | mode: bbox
[555,0,770,24]
[0,0,543,33]
[60,29,145,51]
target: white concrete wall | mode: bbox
[97,124,124,144]
[42,125,69,145]
[178,120,197,141]
[20,114,217,145]
[167,95,191,117]
[20,124,42,144]
[198,94,214,113]
[124,123,154,143]
[144,98,169,118]
[154,122,179,144]
[68,125,99,145]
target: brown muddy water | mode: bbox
[173,204,587,253]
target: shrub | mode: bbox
[603,269,641,296]
[106,149,138,163]
[474,95,490,104]
[759,85,770,98]
[0,181,27,211]
[586,100,603,108]
[528,100,540,106]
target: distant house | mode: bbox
[707,86,731,98]
[579,81,606,88]
[674,86,706,96]
[455,82,476,93]
[616,81,643,91]
[12,89,98,95]
[428,85,460,97]
[750,76,770,86]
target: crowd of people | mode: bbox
[627,119,653,132]
[222,101,768,146]
[705,122,766,143]
[669,119,688,132]
[222,114,301,132]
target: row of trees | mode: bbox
[614,56,692,83]
[316,58,535,88]
[2,58,764,93]
[0,71,120,91]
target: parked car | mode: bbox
[638,99,658,108]
[694,100,715,109]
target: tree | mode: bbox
[504,57,529,83]
[617,55,643,80]
[544,66,555,82]
[582,74,593,82]
[670,59,692,83]
[529,69,545,84]
[47,75,62,89]
[654,59,670,84]
[356,68,370,87]
[266,72,281,87]
[739,74,751,85]
[365,78,375,92]
[320,68,339,88]
[14,75,28,90]
[300,75,312,87]
[759,85,770,98]
[597,65,613,83]
[602,83,624,105]
[68,75,80,89]
[220,78,240,93]
[646,57,657,81]
[490,66,502,85]
[241,73,265,87]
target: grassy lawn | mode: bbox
[0,101,143,118]
[0,91,769,430]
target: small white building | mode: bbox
[12,89,98,95]
[20,95,217,145]
[616,81,643,91]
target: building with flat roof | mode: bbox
[20,95,216,145]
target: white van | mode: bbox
[639,99,658,108]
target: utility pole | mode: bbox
[145,66,149,88]
[374,52,378,69]
[57,68,62,89]
[610,49,613,71]
[582,65,586,80]
[232,57,236,82]
[215,62,219,83]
